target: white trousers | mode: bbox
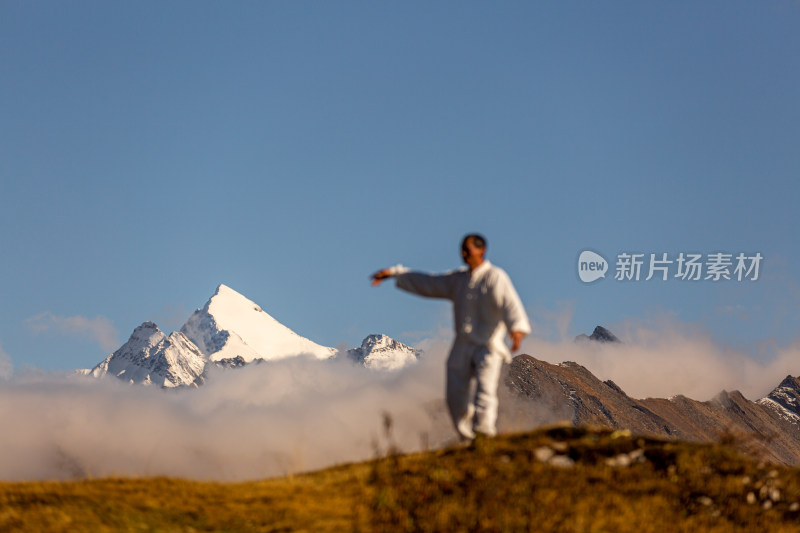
[446,341,504,439]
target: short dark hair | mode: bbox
[462,233,487,250]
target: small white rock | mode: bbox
[605,454,632,468]
[548,455,575,468]
[534,446,555,462]
[698,496,713,507]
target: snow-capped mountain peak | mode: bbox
[347,333,421,371]
[87,285,417,387]
[91,322,206,387]
[128,321,164,346]
[180,284,335,363]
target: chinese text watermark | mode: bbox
[578,251,763,283]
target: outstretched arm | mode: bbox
[371,265,408,286]
[371,265,453,299]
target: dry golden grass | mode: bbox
[2,425,800,532]
[0,462,374,532]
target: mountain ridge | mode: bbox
[89,284,419,386]
[503,353,800,465]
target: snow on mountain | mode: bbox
[87,285,418,387]
[758,375,800,425]
[180,284,335,363]
[90,322,206,387]
[347,334,421,371]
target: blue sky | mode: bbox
[1,2,798,372]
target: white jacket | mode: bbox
[392,260,531,362]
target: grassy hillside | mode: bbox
[2,425,800,532]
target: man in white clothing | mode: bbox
[371,234,531,439]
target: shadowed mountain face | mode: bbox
[574,325,620,343]
[501,354,800,465]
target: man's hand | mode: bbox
[510,331,525,352]
[371,268,393,286]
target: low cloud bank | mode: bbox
[523,313,800,402]
[1,314,799,481]
[0,339,452,481]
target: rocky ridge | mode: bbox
[502,353,800,466]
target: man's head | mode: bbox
[461,233,487,270]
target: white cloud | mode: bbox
[521,314,800,401]
[26,312,120,353]
[0,334,454,481]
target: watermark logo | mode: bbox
[578,250,763,283]
[578,250,608,283]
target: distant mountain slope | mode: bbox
[574,325,620,343]
[504,354,800,465]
